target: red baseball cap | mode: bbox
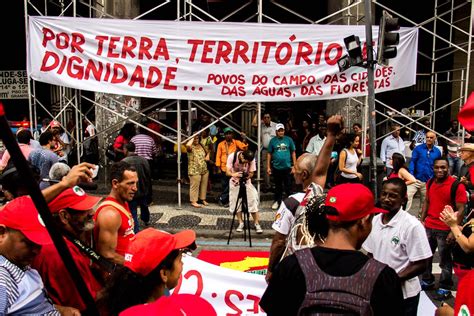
[324,184,387,222]
[48,186,102,213]
[0,196,52,245]
[124,228,196,276]
[49,120,61,128]
[119,294,217,316]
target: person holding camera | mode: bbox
[226,149,263,234]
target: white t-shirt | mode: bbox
[305,134,326,155]
[362,210,432,299]
[272,192,306,235]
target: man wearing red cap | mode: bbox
[260,183,404,315]
[31,186,103,313]
[0,196,79,315]
[98,228,196,315]
[94,161,138,264]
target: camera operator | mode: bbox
[226,149,263,234]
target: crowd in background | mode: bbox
[0,107,473,315]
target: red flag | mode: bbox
[458,92,474,131]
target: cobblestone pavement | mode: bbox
[93,177,423,238]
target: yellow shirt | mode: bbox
[173,144,187,154]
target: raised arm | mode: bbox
[42,162,95,202]
[311,115,343,188]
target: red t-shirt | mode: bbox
[94,197,135,256]
[31,238,102,312]
[388,172,399,179]
[113,135,128,150]
[425,177,467,231]
[454,270,474,315]
[469,164,474,184]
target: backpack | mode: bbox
[426,178,460,209]
[295,248,386,316]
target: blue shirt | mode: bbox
[408,144,442,182]
[0,256,59,315]
[380,135,405,168]
[28,148,59,189]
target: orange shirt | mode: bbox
[215,139,247,172]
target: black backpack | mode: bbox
[295,248,386,316]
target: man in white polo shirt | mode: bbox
[363,177,432,316]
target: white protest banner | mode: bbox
[28,16,418,102]
[173,255,267,315]
[172,255,436,315]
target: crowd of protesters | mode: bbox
[0,108,473,316]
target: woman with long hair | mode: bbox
[97,228,196,316]
[389,152,418,211]
[389,152,417,185]
[336,133,363,184]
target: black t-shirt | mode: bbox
[260,247,404,316]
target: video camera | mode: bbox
[240,171,249,185]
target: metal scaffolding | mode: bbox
[23,0,474,206]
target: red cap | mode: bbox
[119,294,217,316]
[324,184,388,222]
[124,228,196,276]
[49,120,61,128]
[48,186,102,213]
[0,196,52,245]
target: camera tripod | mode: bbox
[227,178,252,247]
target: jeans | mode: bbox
[273,168,292,203]
[219,173,230,204]
[403,293,419,316]
[447,155,462,177]
[129,197,150,233]
[422,228,454,289]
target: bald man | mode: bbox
[266,115,343,283]
[407,131,442,215]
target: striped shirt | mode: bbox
[130,134,157,161]
[0,256,59,315]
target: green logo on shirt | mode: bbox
[391,236,400,246]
